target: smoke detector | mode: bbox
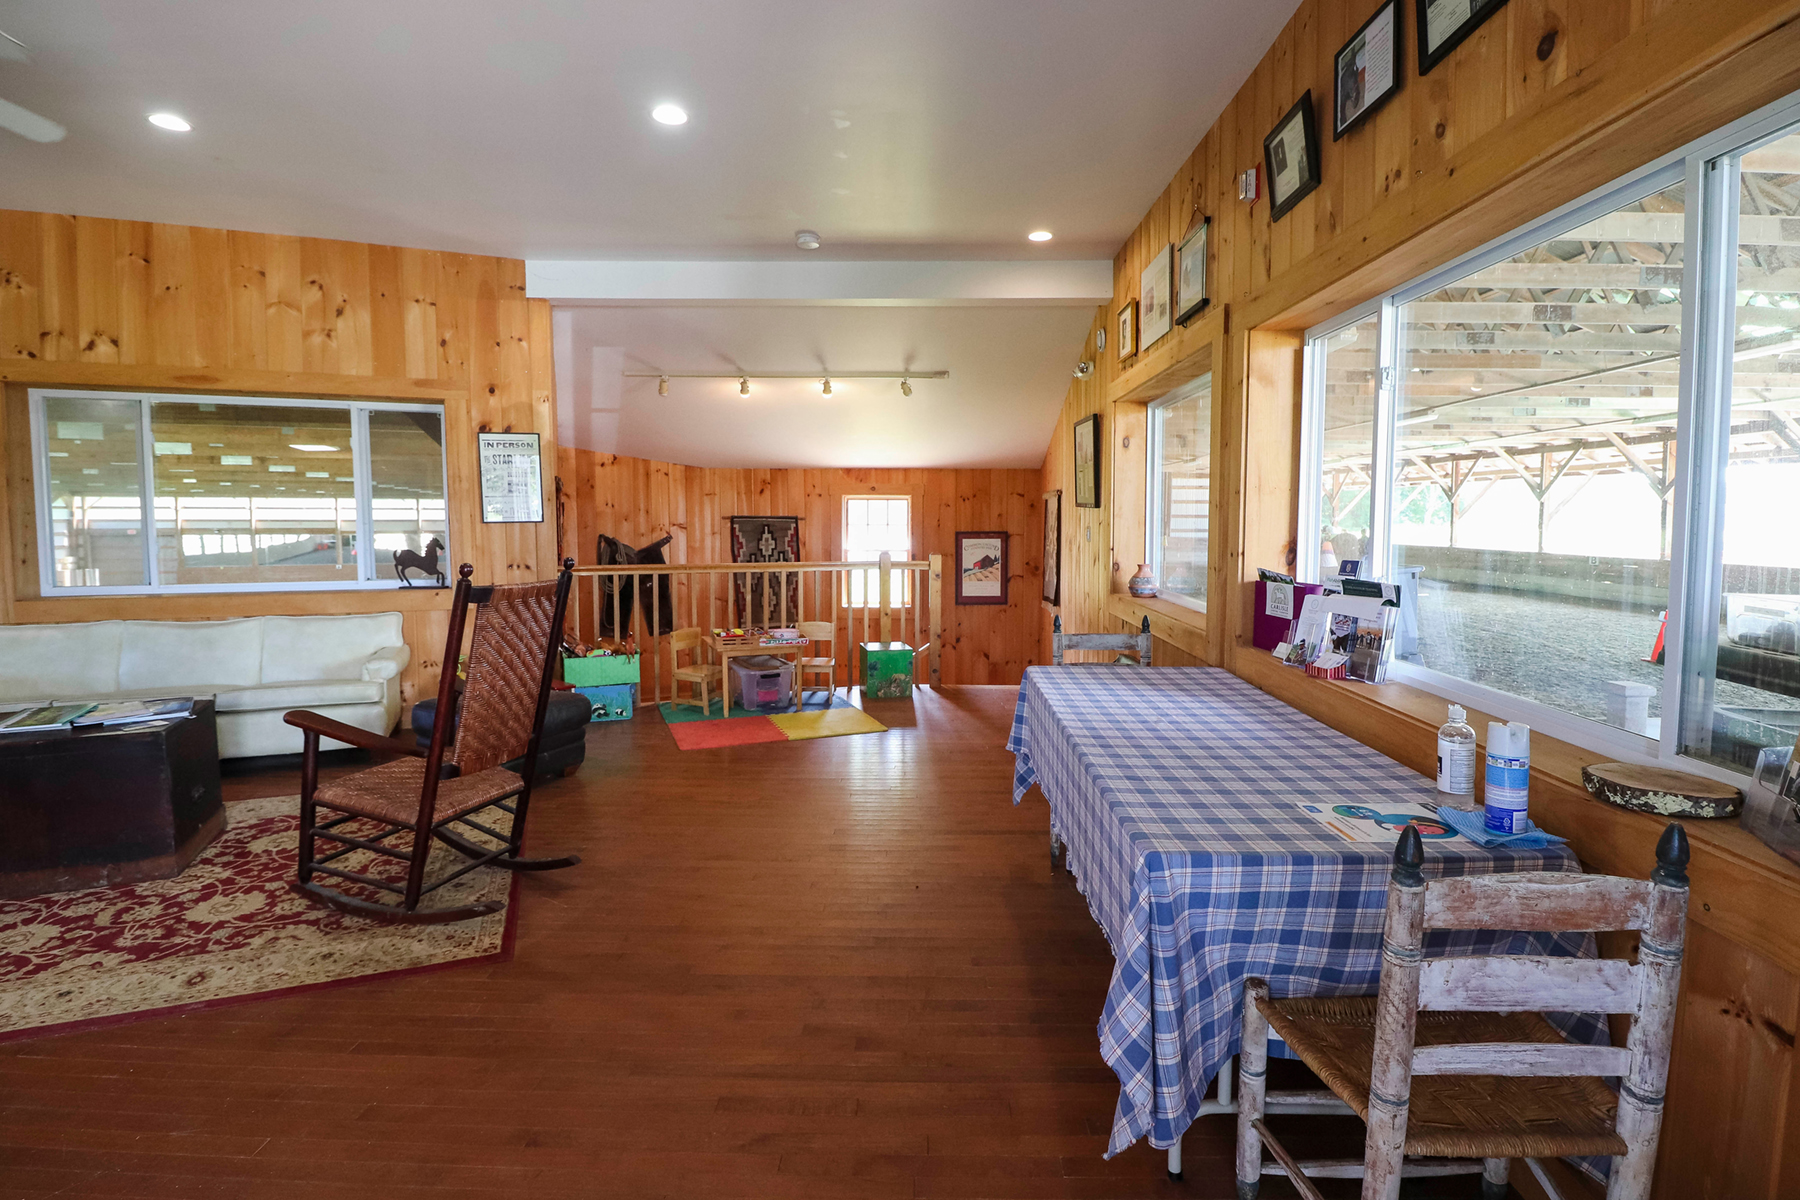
[795,229,822,251]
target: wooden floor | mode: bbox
[0,687,1480,1199]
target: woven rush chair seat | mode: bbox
[1258,995,1627,1160]
[312,758,524,827]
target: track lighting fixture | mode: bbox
[740,377,750,396]
[658,375,669,396]
[626,370,948,393]
[900,378,912,397]
[821,378,833,396]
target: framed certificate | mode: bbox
[1335,0,1402,139]
[478,432,545,523]
[1417,0,1508,77]
[1264,92,1321,224]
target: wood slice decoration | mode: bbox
[1581,762,1743,819]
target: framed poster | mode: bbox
[1264,92,1321,223]
[955,531,1009,605]
[1416,0,1508,76]
[1042,491,1061,606]
[1116,298,1137,361]
[477,432,544,523]
[1335,0,1402,139]
[1139,243,1173,349]
[1073,412,1101,509]
[1175,219,1209,325]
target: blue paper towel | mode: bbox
[1434,804,1567,849]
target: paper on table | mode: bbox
[1295,800,1464,844]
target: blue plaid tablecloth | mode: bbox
[1008,665,1591,1158]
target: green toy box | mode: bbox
[859,641,915,700]
[562,653,640,688]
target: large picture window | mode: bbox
[1300,89,1800,779]
[32,391,446,595]
[1146,375,1212,611]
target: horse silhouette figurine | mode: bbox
[393,537,446,587]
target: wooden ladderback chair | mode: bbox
[668,627,722,714]
[1051,614,1152,667]
[796,620,837,700]
[283,559,581,924]
[1235,822,1691,1200]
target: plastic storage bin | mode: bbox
[730,655,794,712]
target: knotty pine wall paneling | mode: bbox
[557,449,1041,686]
[1037,1,1800,1192]
[0,209,559,704]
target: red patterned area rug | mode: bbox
[0,794,516,1044]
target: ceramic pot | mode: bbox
[1128,564,1157,598]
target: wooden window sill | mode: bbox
[1106,592,1210,662]
[1233,648,1800,975]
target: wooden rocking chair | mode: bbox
[283,559,582,924]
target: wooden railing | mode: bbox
[569,552,944,704]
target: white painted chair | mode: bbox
[1050,614,1152,666]
[1234,821,1691,1200]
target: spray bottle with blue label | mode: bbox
[1484,721,1532,835]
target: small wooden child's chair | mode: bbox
[668,627,723,714]
[796,620,837,701]
[1234,821,1691,1200]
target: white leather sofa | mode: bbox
[0,613,409,759]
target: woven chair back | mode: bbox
[450,578,560,775]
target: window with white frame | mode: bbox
[1300,89,1800,778]
[843,495,910,606]
[32,391,447,594]
[1146,375,1212,611]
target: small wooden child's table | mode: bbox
[708,635,809,712]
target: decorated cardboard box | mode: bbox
[563,653,640,688]
[574,683,635,722]
[859,642,915,700]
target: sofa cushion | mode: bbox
[261,613,405,683]
[0,621,125,701]
[214,679,386,713]
[119,618,264,691]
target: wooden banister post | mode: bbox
[879,551,892,644]
[928,553,943,687]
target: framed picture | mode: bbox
[1335,0,1402,139]
[955,532,1009,605]
[1175,219,1209,325]
[1264,92,1321,223]
[477,432,544,523]
[1139,244,1173,349]
[1073,413,1101,509]
[1417,0,1508,76]
[1116,299,1137,361]
[1042,491,1061,606]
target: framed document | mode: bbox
[1116,298,1137,361]
[1139,243,1174,349]
[1175,219,1208,325]
[1264,92,1321,223]
[478,432,544,523]
[1416,0,1507,76]
[1335,0,1402,139]
[1073,413,1101,509]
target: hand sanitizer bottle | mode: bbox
[1484,722,1532,835]
[1435,705,1477,810]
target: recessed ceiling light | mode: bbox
[148,112,191,132]
[651,103,688,126]
[289,443,339,452]
[1028,230,1053,242]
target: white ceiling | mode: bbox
[555,302,1098,469]
[0,0,1299,469]
[0,0,1298,260]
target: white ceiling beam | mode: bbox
[526,259,1115,306]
